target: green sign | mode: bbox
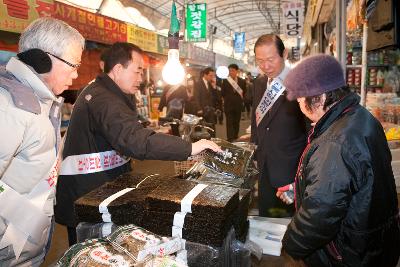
[185,3,207,42]
[0,185,4,193]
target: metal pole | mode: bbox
[336,0,346,71]
[360,22,368,107]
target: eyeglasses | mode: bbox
[46,52,80,69]
[255,58,275,66]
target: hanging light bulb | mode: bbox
[162,1,185,85]
[162,49,185,85]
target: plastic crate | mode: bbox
[174,155,202,176]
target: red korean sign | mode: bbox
[0,0,53,33]
[53,1,127,44]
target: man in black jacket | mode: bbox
[251,34,307,217]
[221,64,246,142]
[280,54,400,267]
[194,67,218,136]
[55,43,221,246]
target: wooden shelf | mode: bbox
[367,64,390,67]
[346,65,362,68]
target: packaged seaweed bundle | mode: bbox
[56,239,135,266]
[185,163,244,188]
[146,179,239,218]
[144,256,188,267]
[74,173,173,225]
[201,139,254,179]
[107,225,184,262]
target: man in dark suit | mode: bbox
[251,34,308,217]
[195,67,218,135]
[221,64,246,142]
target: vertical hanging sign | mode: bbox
[282,2,304,38]
[234,32,246,53]
[185,3,207,42]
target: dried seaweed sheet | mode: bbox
[74,173,175,225]
[145,179,239,217]
[201,139,254,179]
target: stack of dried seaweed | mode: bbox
[74,173,174,226]
[143,179,239,246]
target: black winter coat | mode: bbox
[55,74,191,227]
[283,93,400,267]
[251,74,307,187]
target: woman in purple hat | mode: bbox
[279,54,400,267]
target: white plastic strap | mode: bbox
[176,249,188,264]
[102,213,112,223]
[99,187,134,214]
[60,150,129,175]
[101,223,113,237]
[180,184,208,213]
[173,212,187,228]
[172,225,183,238]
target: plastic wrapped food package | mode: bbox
[200,139,254,179]
[106,225,184,262]
[56,239,136,266]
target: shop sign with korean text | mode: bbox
[282,2,304,38]
[157,35,169,55]
[234,32,246,53]
[185,3,207,42]
[127,25,158,53]
[53,1,127,45]
[0,0,53,33]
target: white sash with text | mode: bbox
[255,78,286,126]
[60,150,129,175]
[227,77,243,98]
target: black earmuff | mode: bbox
[17,49,52,74]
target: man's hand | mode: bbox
[276,183,294,204]
[191,139,222,156]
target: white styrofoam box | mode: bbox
[391,149,400,161]
[395,175,400,188]
[391,161,400,177]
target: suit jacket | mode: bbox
[250,74,307,187]
[194,79,214,110]
[221,77,246,112]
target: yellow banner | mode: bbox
[127,24,158,53]
[0,0,53,33]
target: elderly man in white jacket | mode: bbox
[0,18,84,266]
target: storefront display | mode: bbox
[72,139,257,265]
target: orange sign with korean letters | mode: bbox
[53,1,127,44]
[0,0,53,33]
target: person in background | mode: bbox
[158,83,188,120]
[184,76,199,115]
[221,64,246,142]
[244,72,253,119]
[195,67,218,136]
[280,54,400,267]
[55,42,221,246]
[210,77,223,125]
[251,34,307,217]
[0,17,84,266]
